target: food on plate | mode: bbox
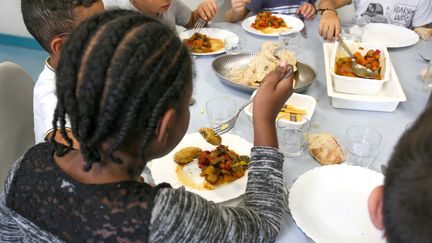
[307,133,344,165]
[335,49,382,80]
[226,42,297,87]
[251,12,290,34]
[277,104,306,122]
[183,32,224,53]
[174,147,203,164]
[199,127,222,145]
[198,145,250,185]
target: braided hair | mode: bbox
[51,9,193,172]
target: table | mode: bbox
[186,17,432,242]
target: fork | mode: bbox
[193,18,207,33]
[213,68,293,136]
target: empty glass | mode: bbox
[224,35,246,54]
[277,118,311,156]
[278,30,301,52]
[340,21,364,42]
[206,96,237,128]
[345,126,382,167]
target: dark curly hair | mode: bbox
[21,0,100,52]
[383,102,432,242]
[51,9,193,172]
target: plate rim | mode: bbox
[179,27,237,56]
[241,14,304,37]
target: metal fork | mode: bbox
[193,18,207,33]
[213,68,293,136]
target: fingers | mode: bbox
[231,0,250,13]
[303,4,315,19]
[198,1,217,20]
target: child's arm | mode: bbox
[185,0,217,28]
[225,0,251,23]
[318,0,351,40]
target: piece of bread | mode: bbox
[307,133,344,165]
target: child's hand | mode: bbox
[253,61,294,148]
[197,0,217,21]
[231,0,251,14]
[319,10,341,40]
[297,2,316,20]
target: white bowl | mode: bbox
[330,41,390,96]
[244,92,316,127]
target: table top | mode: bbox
[185,17,432,242]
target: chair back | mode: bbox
[0,62,34,190]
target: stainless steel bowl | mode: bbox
[211,53,316,93]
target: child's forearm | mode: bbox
[224,8,249,23]
[318,0,351,10]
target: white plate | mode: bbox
[179,28,237,56]
[361,23,419,48]
[242,14,304,37]
[323,42,406,112]
[289,165,385,243]
[244,92,316,127]
[148,133,252,203]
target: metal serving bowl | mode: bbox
[211,53,316,93]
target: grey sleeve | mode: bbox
[149,146,285,242]
[173,0,193,27]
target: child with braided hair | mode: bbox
[1,10,294,242]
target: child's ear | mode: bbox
[50,36,66,54]
[155,108,176,144]
[368,185,385,231]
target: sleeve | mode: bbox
[149,146,285,242]
[173,0,192,27]
[246,0,264,13]
[412,0,432,27]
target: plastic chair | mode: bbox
[0,62,34,190]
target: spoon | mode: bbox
[337,38,378,79]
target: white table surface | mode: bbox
[185,17,432,242]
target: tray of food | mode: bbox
[180,28,237,56]
[212,42,316,93]
[323,42,406,112]
[242,12,304,37]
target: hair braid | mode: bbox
[54,10,192,172]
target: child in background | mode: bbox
[318,0,432,40]
[104,0,218,31]
[21,0,105,148]
[225,0,317,23]
[367,102,432,242]
[1,10,294,241]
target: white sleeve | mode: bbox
[174,0,192,27]
[412,0,432,27]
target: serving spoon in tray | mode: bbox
[337,38,379,79]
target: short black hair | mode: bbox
[383,104,432,242]
[21,0,99,52]
[51,10,193,173]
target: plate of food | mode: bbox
[361,23,419,48]
[148,132,252,202]
[242,12,304,37]
[180,28,236,56]
[289,165,385,243]
[212,42,316,93]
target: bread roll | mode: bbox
[307,133,344,165]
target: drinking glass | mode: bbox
[345,126,382,167]
[206,96,237,128]
[340,21,364,42]
[423,59,432,91]
[276,118,311,156]
[224,35,246,54]
[278,30,301,52]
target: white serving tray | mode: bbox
[323,43,406,112]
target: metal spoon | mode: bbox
[337,38,378,79]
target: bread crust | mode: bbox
[307,133,344,165]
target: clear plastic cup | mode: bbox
[224,35,246,55]
[345,126,382,167]
[278,30,301,52]
[206,96,237,128]
[276,118,311,156]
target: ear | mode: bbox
[368,185,385,231]
[155,108,176,143]
[50,36,65,55]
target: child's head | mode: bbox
[52,10,193,172]
[368,104,432,242]
[21,0,104,54]
[130,0,172,15]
